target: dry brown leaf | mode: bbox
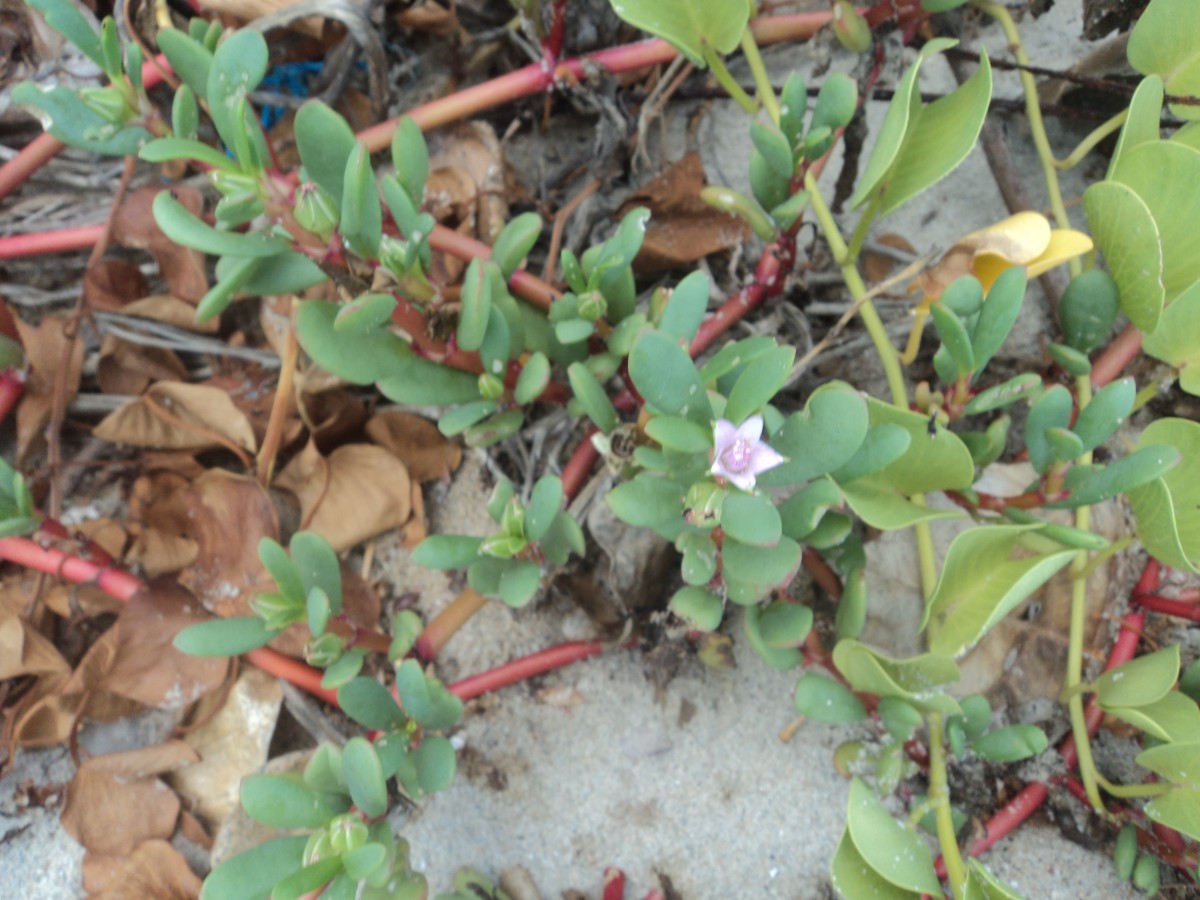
[75,517,129,563]
[403,481,427,548]
[84,259,151,312]
[0,615,69,680]
[205,370,301,448]
[112,187,207,303]
[127,471,201,577]
[365,409,462,482]
[395,0,462,36]
[122,295,220,334]
[61,741,198,857]
[305,389,369,452]
[94,382,257,455]
[84,839,202,899]
[97,335,189,396]
[177,470,280,620]
[199,0,325,37]
[276,441,412,552]
[619,152,751,274]
[862,233,918,284]
[428,121,509,244]
[14,314,84,461]
[41,582,125,620]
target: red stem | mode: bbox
[1090,323,1142,389]
[602,867,626,900]
[0,369,25,425]
[448,640,604,701]
[1133,594,1200,622]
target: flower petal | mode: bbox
[734,414,764,444]
[725,469,758,491]
[713,418,736,453]
[748,443,785,476]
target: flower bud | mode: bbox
[250,592,304,630]
[685,481,725,529]
[305,631,347,668]
[293,182,340,240]
[577,289,607,322]
[833,0,872,54]
[328,814,370,855]
[80,86,132,124]
[478,372,506,401]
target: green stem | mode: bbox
[929,713,967,898]
[845,193,881,267]
[974,1,1080,278]
[740,30,780,125]
[703,46,759,114]
[1096,773,1171,799]
[1054,109,1127,170]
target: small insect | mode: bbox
[927,410,940,438]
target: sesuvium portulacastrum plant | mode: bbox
[14,0,1200,895]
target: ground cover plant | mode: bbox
[1,0,1200,896]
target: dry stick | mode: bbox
[541,178,601,284]
[255,303,300,486]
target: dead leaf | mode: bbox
[122,295,220,334]
[84,839,202,899]
[618,152,751,274]
[61,741,198,857]
[275,442,412,552]
[14,314,84,461]
[862,233,917,284]
[306,389,369,453]
[127,471,201,577]
[75,517,129,563]
[94,382,257,456]
[404,481,426,548]
[84,259,151,312]
[365,409,462,481]
[205,369,301,448]
[41,582,125,620]
[177,470,280,621]
[395,0,462,37]
[97,335,189,396]
[112,187,208,303]
[428,121,509,245]
[0,615,69,680]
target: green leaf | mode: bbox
[759,382,869,486]
[758,601,813,648]
[779,73,808,148]
[628,330,711,425]
[1128,417,1200,572]
[394,659,463,730]
[723,345,794,425]
[157,28,212,102]
[217,251,327,296]
[514,351,550,404]
[390,116,428,205]
[644,415,711,453]
[779,479,844,541]
[1094,645,1180,709]
[140,137,238,172]
[1082,180,1164,333]
[1110,141,1200,304]
[241,774,349,829]
[206,29,268,154]
[12,83,150,155]
[930,303,974,379]
[378,355,483,406]
[338,677,407,731]
[463,409,524,449]
[1138,741,1200,840]
[1025,384,1073,473]
[153,191,287,258]
[26,0,104,69]
[829,424,911,485]
[669,586,723,631]
[855,398,974,493]
[923,525,1075,658]
[567,362,618,433]
[342,844,386,882]
[830,829,921,899]
[438,401,497,437]
[607,474,685,528]
[678,531,718,586]
[971,724,1047,763]
[196,255,261,322]
[743,605,802,670]
[341,142,382,259]
[878,697,923,740]
[720,491,781,546]
[835,568,868,642]
[1105,691,1200,743]
[498,559,542,608]
[1051,444,1181,508]
[342,737,388,818]
[201,836,309,900]
[490,212,542,279]
[832,640,961,715]
[304,744,345,793]
[1046,343,1092,377]
[720,537,802,603]
[971,267,1026,378]
[320,649,365,690]
[962,860,1025,900]
[963,373,1042,416]
[295,101,357,207]
[271,858,343,900]
[808,73,858,151]
[1109,76,1164,176]
[525,476,564,543]
[699,335,777,384]
[413,735,456,793]
[1127,0,1200,120]
[290,531,343,613]
[750,120,794,180]
[412,535,483,569]
[846,778,943,894]
[839,478,964,531]
[335,293,398,333]
[174,617,277,657]
[1072,377,1134,453]
[607,0,749,66]
[306,586,331,637]
[794,672,866,722]
[296,300,405,382]
[457,259,491,351]
[655,271,708,346]
[1144,279,1200,395]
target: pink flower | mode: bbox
[710,415,784,491]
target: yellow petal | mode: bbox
[962,211,1052,265]
[1027,228,1094,278]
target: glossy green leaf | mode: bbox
[846,778,943,894]
[828,424,911,485]
[490,212,543,279]
[678,532,718,586]
[751,120,794,180]
[413,735,456,794]
[1144,279,1200,395]
[830,828,921,899]
[377,353,482,406]
[1105,691,1200,743]
[1110,141,1200,303]
[1059,269,1119,354]
[962,860,1024,900]
[456,258,491,351]
[1051,444,1180,508]
[271,858,342,900]
[140,136,237,171]
[1045,427,1084,462]
[972,724,1047,763]
[835,568,868,642]
[1047,343,1092,377]
[779,479,843,541]
[525,476,564,542]
[306,586,330,637]
[241,774,349,829]
[930,302,974,379]
[628,330,711,425]
[855,398,974,492]
[291,531,342,613]
[342,737,388,818]
[391,115,428,205]
[153,191,286,258]
[1127,0,1200,120]
[567,362,618,433]
[1128,417,1200,572]
[839,478,963,531]
[332,293,396,334]
[699,335,777,384]
[876,697,922,741]
[607,0,749,66]
[394,659,463,731]
[1073,377,1135,452]
[463,409,524,448]
[28,0,105,68]
[342,844,387,882]
[201,836,308,900]
[794,672,866,722]
[759,382,869,486]
[743,605,802,670]
[1094,645,1179,708]
[779,73,808,148]
[1110,76,1164,179]
[512,351,550,404]
[338,677,407,731]
[669,586,723,631]
[340,142,381,259]
[833,640,961,714]
[319,649,365,690]
[206,29,267,153]
[658,270,709,344]
[720,491,781,547]
[157,28,212,102]
[970,267,1026,378]
[607,474,685,528]
[1138,741,1200,840]
[808,73,858,148]
[257,538,303,603]
[293,101,357,208]
[759,601,813,648]
[438,401,497,437]
[721,537,802,604]
[941,275,985,318]
[1082,180,1164,333]
[174,617,277,657]
[963,373,1042,415]
[13,80,150,154]
[723,345,794,425]
[1025,384,1072,473]
[644,415,711,453]
[219,251,327,296]
[922,525,1081,659]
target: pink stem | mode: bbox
[0,369,25,425]
[1090,323,1142,388]
[449,640,604,701]
[1133,594,1200,622]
